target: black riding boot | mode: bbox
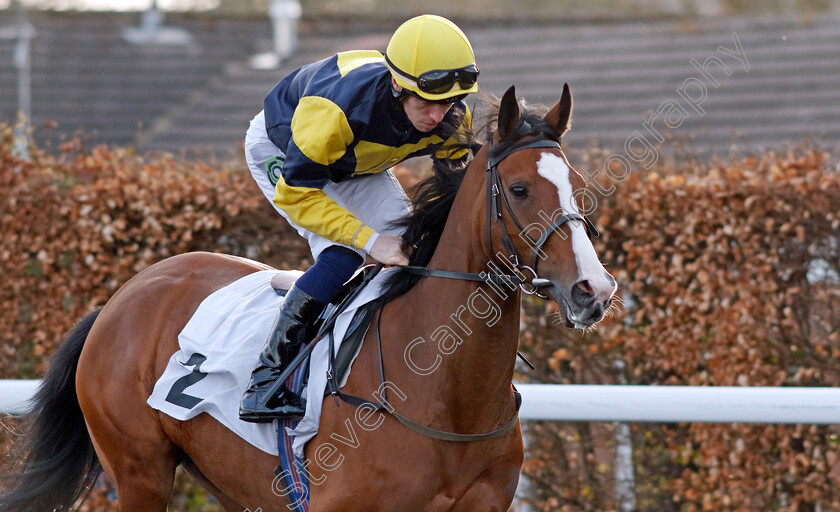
[239,285,326,423]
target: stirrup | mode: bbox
[239,388,306,422]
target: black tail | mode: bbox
[0,309,103,512]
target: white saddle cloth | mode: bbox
[146,266,393,458]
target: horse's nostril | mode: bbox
[571,280,595,307]
[588,302,605,320]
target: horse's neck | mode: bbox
[385,166,521,422]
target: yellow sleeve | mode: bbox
[273,174,376,250]
[290,96,355,167]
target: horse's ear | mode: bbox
[497,85,520,141]
[545,83,573,139]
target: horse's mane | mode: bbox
[377,98,560,305]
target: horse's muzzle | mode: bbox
[546,276,616,329]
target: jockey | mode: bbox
[240,14,480,422]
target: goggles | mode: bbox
[386,55,479,95]
[416,64,480,94]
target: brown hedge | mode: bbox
[520,145,840,511]
[0,127,314,380]
[2,124,840,511]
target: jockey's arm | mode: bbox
[271,96,379,252]
[272,174,377,252]
[273,175,408,265]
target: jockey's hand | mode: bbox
[370,234,409,266]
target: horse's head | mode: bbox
[478,85,616,328]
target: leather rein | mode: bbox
[325,137,598,442]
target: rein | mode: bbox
[325,137,597,442]
[327,308,521,443]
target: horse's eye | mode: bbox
[509,184,529,199]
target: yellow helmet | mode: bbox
[385,14,479,102]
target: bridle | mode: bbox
[403,136,598,298]
[485,137,599,294]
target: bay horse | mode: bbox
[0,85,615,511]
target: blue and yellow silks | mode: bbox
[263,50,471,250]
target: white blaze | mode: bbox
[535,153,609,285]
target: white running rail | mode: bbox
[2,380,840,424]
